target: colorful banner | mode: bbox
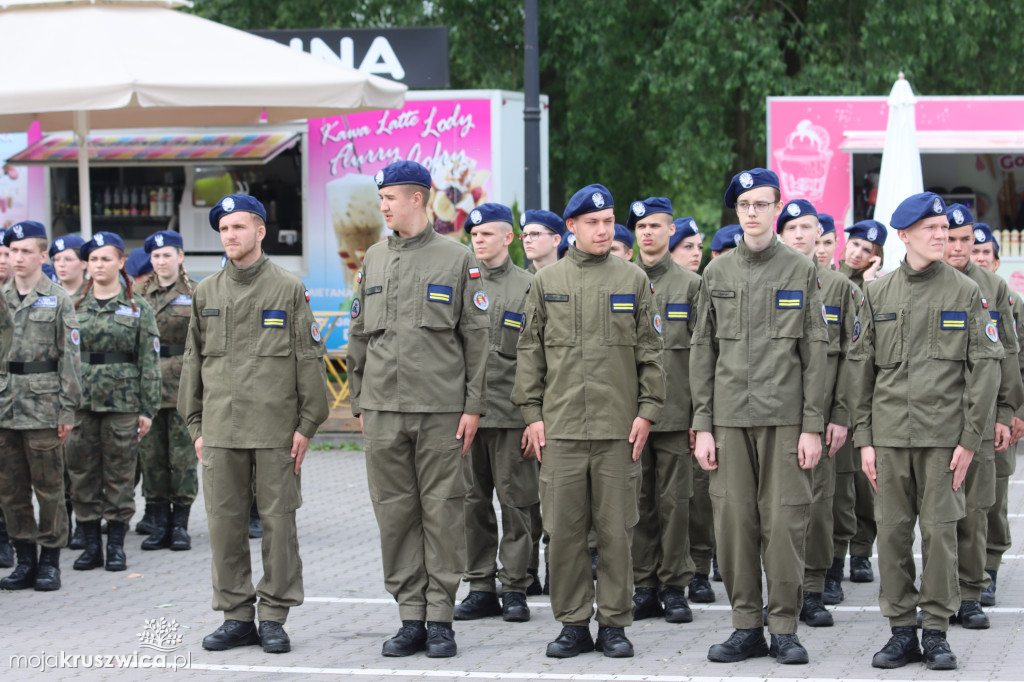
[305,97,493,349]
[9,133,297,165]
[0,133,31,227]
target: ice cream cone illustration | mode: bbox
[329,174,386,289]
[774,120,834,202]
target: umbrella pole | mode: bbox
[74,110,92,239]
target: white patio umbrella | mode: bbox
[873,72,924,270]
[0,0,406,237]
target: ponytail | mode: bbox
[120,265,137,313]
[178,250,193,295]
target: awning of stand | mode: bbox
[841,130,1024,153]
[7,131,299,167]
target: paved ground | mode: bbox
[3,446,1024,681]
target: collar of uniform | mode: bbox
[388,224,437,250]
[566,243,610,266]
[82,284,132,310]
[637,251,671,278]
[839,261,866,280]
[899,258,942,281]
[11,275,54,310]
[960,259,976,278]
[482,256,513,278]
[225,252,269,284]
[735,234,779,263]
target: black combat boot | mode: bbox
[850,555,874,582]
[707,628,769,662]
[248,499,263,539]
[0,542,38,590]
[34,546,61,591]
[526,568,542,596]
[425,621,457,658]
[73,520,103,570]
[980,569,997,606]
[0,518,13,568]
[381,620,426,657]
[661,587,693,623]
[631,587,664,620]
[921,629,957,670]
[135,501,158,535]
[169,504,192,551]
[258,621,291,654]
[595,625,634,658]
[871,625,922,668]
[501,591,530,622]
[954,600,989,629]
[105,520,128,571]
[770,633,809,664]
[202,620,261,651]
[799,591,834,627]
[688,572,716,603]
[823,556,845,604]
[141,503,172,550]
[454,590,502,620]
[546,625,594,658]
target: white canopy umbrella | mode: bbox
[0,0,406,237]
[873,73,924,270]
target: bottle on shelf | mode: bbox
[129,187,139,216]
[103,187,112,216]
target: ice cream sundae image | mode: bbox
[774,119,833,202]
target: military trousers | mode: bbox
[0,428,67,548]
[202,445,303,624]
[528,498,544,572]
[851,470,877,557]
[67,411,138,524]
[540,438,640,628]
[364,410,468,623]
[464,427,539,593]
[140,407,198,505]
[954,440,995,600]
[875,446,965,632]
[804,437,837,593]
[831,439,857,562]
[710,425,811,634]
[986,441,1018,571]
[632,430,695,590]
[689,459,715,575]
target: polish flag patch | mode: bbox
[469,267,481,279]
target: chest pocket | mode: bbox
[253,305,292,357]
[498,308,525,357]
[662,302,692,349]
[360,272,390,334]
[602,290,638,346]
[710,287,741,340]
[542,292,577,346]
[872,310,903,367]
[928,306,968,361]
[26,307,57,345]
[417,275,458,331]
[199,307,226,356]
[823,304,842,353]
[770,286,805,339]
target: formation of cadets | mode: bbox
[1,159,1021,671]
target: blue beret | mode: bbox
[889,192,946,230]
[776,199,818,233]
[613,223,634,249]
[463,202,513,233]
[208,194,267,231]
[710,224,743,252]
[845,219,887,246]
[374,160,431,190]
[724,168,780,209]
[557,232,576,258]
[946,202,974,229]
[670,217,700,250]
[563,183,614,221]
[973,223,999,255]
[625,197,673,231]
[3,220,47,246]
[144,229,184,253]
[81,231,125,259]
[125,247,153,278]
[42,262,60,283]
[49,234,85,259]
[818,213,836,235]
[521,209,565,237]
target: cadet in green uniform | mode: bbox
[691,169,827,665]
[839,219,887,583]
[669,217,703,273]
[940,205,1023,628]
[0,221,81,591]
[628,198,701,624]
[853,192,1003,671]
[776,200,860,626]
[454,203,536,623]
[512,183,665,659]
[179,194,328,655]
[67,232,161,574]
[137,230,200,552]
[347,161,489,659]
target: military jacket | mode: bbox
[850,260,1003,452]
[477,257,532,429]
[690,238,828,433]
[637,252,701,432]
[818,264,863,427]
[958,260,1024,434]
[77,286,161,419]
[839,262,868,288]
[347,226,489,416]
[0,276,82,428]
[511,245,665,439]
[141,277,198,409]
[0,292,12,360]
[179,254,329,448]
[1013,296,1024,421]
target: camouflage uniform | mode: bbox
[67,288,161,524]
[0,277,81,547]
[139,278,199,505]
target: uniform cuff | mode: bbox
[59,409,76,426]
[296,417,319,439]
[637,404,661,424]
[958,431,982,454]
[996,404,1013,429]
[464,399,487,417]
[802,417,824,433]
[829,407,850,428]
[188,422,202,442]
[520,406,543,425]
[854,428,872,448]
[690,415,713,433]
[350,398,360,418]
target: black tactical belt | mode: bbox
[7,360,59,374]
[160,344,186,358]
[82,352,135,365]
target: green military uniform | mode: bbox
[139,277,200,507]
[0,277,81,547]
[179,253,328,624]
[462,257,535,594]
[512,245,665,629]
[690,238,827,634]
[632,252,700,593]
[67,288,161,525]
[851,260,1002,631]
[689,462,714,575]
[347,226,489,623]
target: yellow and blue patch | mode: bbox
[666,303,690,320]
[610,294,636,313]
[989,311,1000,327]
[502,311,525,330]
[262,310,287,328]
[824,306,840,324]
[776,290,803,309]
[427,284,453,304]
[940,311,966,330]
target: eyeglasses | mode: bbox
[519,230,555,241]
[736,201,775,213]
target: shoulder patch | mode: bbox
[653,313,663,334]
[153,337,160,354]
[986,319,1000,342]
[311,322,322,342]
[852,317,861,342]
[469,266,481,279]
[350,298,361,319]
[473,291,490,310]
[70,328,80,346]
